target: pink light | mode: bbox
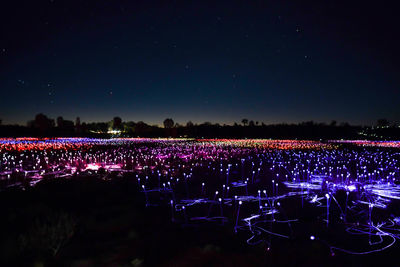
[86,163,101,171]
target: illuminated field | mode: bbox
[1,138,400,256]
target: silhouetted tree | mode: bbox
[27,120,34,128]
[75,117,81,133]
[80,122,87,133]
[57,116,64,128]
[123,121,135,134]
[330,120,337,127]
[86,122,108,133]
[63,120,74,130]
[377,118,389,127]
[34,113,54,134]
[135,121,151,136]
[0,115,370,139]
[301,121,315,126]
[112,117,122,130]
[163,118,174,128]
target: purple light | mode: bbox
[1,137,400,256]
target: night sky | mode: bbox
[1,1,399,126]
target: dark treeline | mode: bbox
[0,114,399,140]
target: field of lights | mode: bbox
[1,138,400,257]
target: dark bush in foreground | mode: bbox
[19,211,76,257]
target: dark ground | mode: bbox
[0,175,397,267]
